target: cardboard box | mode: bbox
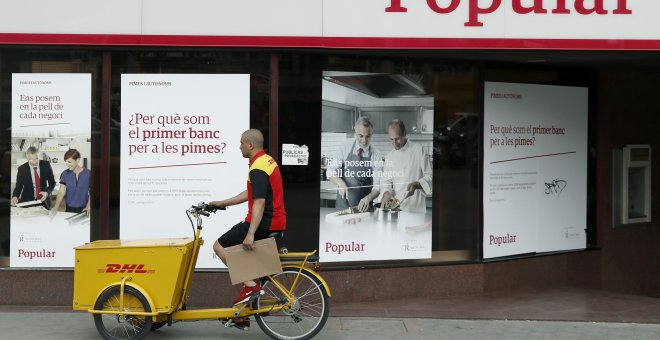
[225,237,282,285]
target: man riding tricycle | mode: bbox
[73,130,329,340]
[72,202,330,340]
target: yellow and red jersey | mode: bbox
[246,150,286,230]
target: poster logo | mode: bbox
[17,249,56,259]
[488,233,518,247]
[403,240,425,252]
[18,232,41,243]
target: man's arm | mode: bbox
[371,148,384,193]
[379,154,395,204]
[356,148,384,211]
[11,165,27,204]
[417,147,433,194]
[243,198,265,250]
[209,190,248,208]
[43,162,56,194]
[328,176,348,199]
[326,145,348,199]
[406,147,433,196]
[243,167,270,248]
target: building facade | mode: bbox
[0,1,659,306]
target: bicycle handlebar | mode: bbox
[188,202,225,217]
[186,202,225,236]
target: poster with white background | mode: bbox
[319,72,433,262]
[483,82,588,259]
[10,73,91,267]
[120,74,249,268]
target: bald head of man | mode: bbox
[239,129,264,158]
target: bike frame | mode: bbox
[87,207,331,323]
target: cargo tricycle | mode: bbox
[73,202,330,340]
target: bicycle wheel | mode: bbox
[254,267,329,340]
[93,285,153,340]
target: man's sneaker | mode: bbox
[233,283,262,305]
[232,318,250,331]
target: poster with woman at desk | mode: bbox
[10,73,91,268]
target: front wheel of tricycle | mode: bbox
[93,285,153,340]
[254,268,329,340]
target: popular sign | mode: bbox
[0,0,655,48]
[385,0,632,26]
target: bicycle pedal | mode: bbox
[223,318,250,331]
[222,319,238,327]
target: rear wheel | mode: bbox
[93,285,153,340]
[254,268,329,340]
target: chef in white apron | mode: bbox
[381,119,432,213]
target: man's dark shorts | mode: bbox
[218,220,272,248]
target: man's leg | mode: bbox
[213,240,257,287]
[213,240,227,265]
[216,224,261,306]
[214,239,257,288]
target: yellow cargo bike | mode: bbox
[73,203,330,340]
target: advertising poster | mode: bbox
[319,72,433,262]
[120,74,249,268]
[483,82,588,259]
[10,73,92,267]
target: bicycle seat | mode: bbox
[268,231,287,254]
[268,231,284,239]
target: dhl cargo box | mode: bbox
[73,238,196,314]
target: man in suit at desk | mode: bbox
[11,146,56,210]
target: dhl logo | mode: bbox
[97,264,155,274]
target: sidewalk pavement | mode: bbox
[3,287,660,339]
[1,310,659,340]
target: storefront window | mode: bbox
[0,47,484,268]
[0,46,608,268]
